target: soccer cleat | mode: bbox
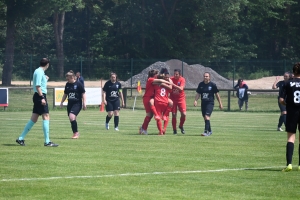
[205,131,213,136]
[44,142,59,147]
[277,127,283,131]
[154,115,161,121]
[139,126,143,134]
[158,132,164,135]
[16,139,25,146]
[142,130,148,135]
[72,133,80,139]
[282,164,292,172]
[173,130,177,134]
[201,131,208,136]
[179,126,185,134]
[114,127,119,131]
[105,123,109,130]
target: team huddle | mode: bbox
[14,58,300,172]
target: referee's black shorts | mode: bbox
[32,92,49,115]
[106,99,120,112]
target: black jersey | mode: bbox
[196,81,219,103]
[276,80,285,97]
[280,78,300,107]
[64,81,85,103]
[103,80,122,102]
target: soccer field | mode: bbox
[0,109,299,199]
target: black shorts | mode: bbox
[286,105,300,133]
[277,97,286,112]
[32,93,49,115]
[201,102,214,117]
[67,102,82,116]
[106,99,120,112]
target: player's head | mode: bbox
[148,69,159,79]
[203,72,210,83]
[76,72,81,78]
[174,69,181,79]
[65,70,76,82]
[293,63,300,76]
[110,72,117,82]
[40,58,50,68]
[238,79,244,87]
[283,71,293,80]
[160,68,169,75]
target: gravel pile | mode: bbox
[123,59,233,89]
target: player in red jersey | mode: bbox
[154,68,173,135]
[139,69,171,134]
[170,69,186,134]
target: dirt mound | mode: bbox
[123,59,233,89]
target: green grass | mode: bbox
[1,109,299,199]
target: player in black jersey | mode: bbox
[272,72,292,131]
[280,63,300,172]
[194,72,223,136]
[60,70,86,139]
[103,72,125,131]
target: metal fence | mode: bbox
[3,55,297,84]
[1,87,280,113]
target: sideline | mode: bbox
[0,166,281,182]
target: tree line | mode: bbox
[0,0,299,86]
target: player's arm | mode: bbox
[172,80,185,91]
[119,89,125,107]
[215,93,223,110]
[60,94,68,108]
[102,89,107,105]
[36,85,46,105]
[152,79,169,84]
[160,82,172,90]
[272,76,280,89]
[82,93,87,110]
[194,93,200,106]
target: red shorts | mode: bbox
[172,99,186,113]
[143,97,152,113]
[155,101,168,118]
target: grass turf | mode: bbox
[0,109,300,199]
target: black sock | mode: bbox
[278,115,284,127]
[114,116,119,128]
[71,120,78,133]
[286,142,294,166]
[205,120,210,132]
[106,115,112,124]
[283,114,286,127]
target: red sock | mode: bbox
[156,120,163,134]
[163,117,169,133]
[150,105,159,117]
[142,116,151,130]
[172,117,177,130]
[179,116,186,127]
[163,106,172,119]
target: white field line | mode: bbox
[0,166,281,182]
